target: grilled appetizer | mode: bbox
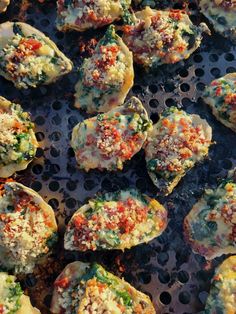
[74,26,134,113]
[204,256,236,313]
[144,107,212,195]
[0,96,38,178]
[203,73,236,132]
[71,97,152,171]
[199,0,236,41]
[0,0,10,13]
[0,272,40,314]
[64,189,167,251]
[0,22,72,89]
[0,181,58,273]
[184,169,236,260]
[122,7,209,68]
[56,0,131,32]
[51,261,155,314]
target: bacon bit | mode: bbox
[87,278,107,292]
[225,93,236,105]
[117,203,125,212]
[122,25,133,34]
[180,149,192,159]
[0,304,4,314]
[176,44,186,52]
[179,117,189,129]
[20,38,42,51]
[169,10,184,20]
[78,38,98,56]
[86,134,96,145]
[105,221,116,230]
[117,304,126,312]
[215,87,222,97]
[213,274,221,281]
[115,255,126,272]
[229,225,236,242]
[134,304,143,313]
[162,118,170,128]
[88,10,97,21]
[225,183,234,192]
[43,213,54,228]
[92,70,100,80]
[211,80,220,87]
[54,277,70,288]
[95,45,120,70]
[74,214,86,228]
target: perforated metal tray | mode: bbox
[0,0,236,313]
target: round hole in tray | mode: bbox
[157,252,169,266]
[150,112,159,124]
[149,99,159,108]
[138,272,152,285]
[158,270,170,284]
[224,53,234,62]
[149,84,158,94]
[30,181,42,192]
[177,270,190,284]
[160,291,172,305]
[66,180,77,191]
[36,132,45,142]
[179,291,191,304]
[32,164,43,175]
[49,181,60,192]
[48,198,59,210]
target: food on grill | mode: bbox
[122,7,210,68]
[74,25,134,113]
[0,22,73,89]
[51,261,155,314]
[199,0,236,41]
[64,189,167,251]
[203,73,236,132]
[204,256,236,313]
[0,96,38,178]
[184,168,236,260]
[0,272,40,314]
[0,181,58,274]
[0,0,10,13]
[144,107,212,195]
[56,0,131,32]
[71,97,152,171]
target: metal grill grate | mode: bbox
[0,0,236,313]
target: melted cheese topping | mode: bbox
[51,262,155,314]
[0,182,57,273]
[0,33,69,88]
[204,74,236,132]
[145,107,212,194]
[74,26,133,113]
[204,256,236,313]
[71,97,151,171]
[57,0,131,31]
[0,99,37,172]
[200,0,236,40]
[64,189,167,251]
[184,179,236,259]
[122,7,206,67]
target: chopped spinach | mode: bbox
[116,290,133,306]
[46,232,58,249]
